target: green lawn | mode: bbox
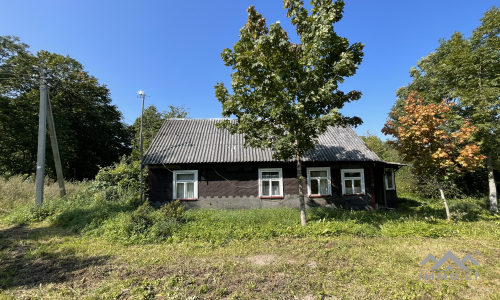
[0,223,499,299]
[0,190,499,299]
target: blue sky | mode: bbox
[2,0,497,139]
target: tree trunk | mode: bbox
[296,151,307,226]
[438,183,451,221]
[486,153,498,214]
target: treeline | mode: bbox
[0,36,187,180]
[378,6,500,213]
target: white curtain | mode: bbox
[345,180,353,194]
[176,183,184,199]
[271,181,279,195]
[354,180,362,194]
[262,181,270,196]
[186,182,194,198]
[320,179,328,195]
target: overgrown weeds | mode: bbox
[0,175,89,216]
[1,171,498,246]
[172,195,499,243]
[0,162,182,245]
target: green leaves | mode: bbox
[215,1,364,161]
[392,7,500,167]
[0,36,132,180]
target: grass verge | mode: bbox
[1,178,499,299]
[0,223,499,300]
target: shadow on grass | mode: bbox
[52,200,140,232]
[307,195,487,226]
[0,225,112,289]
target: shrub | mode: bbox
[85,201,182,245]
[127,202,155,234]
[90,156,147,193]
[159,200,185,221]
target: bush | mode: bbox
[85,201,182,245]
[90,156,147,194]
[159,200,185,221]
[2,158,186,245]
[127,202,155,234]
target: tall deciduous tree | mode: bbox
[383,92,485,220]
[392,7,500,214]
[215,0,364,226]
[130,104,189,161]
[0,36,132,180]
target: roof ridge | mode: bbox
[166,118,236,120]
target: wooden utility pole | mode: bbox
[34,67,66,205]
[35,69,48,206]
[46,91,66,197]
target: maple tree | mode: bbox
[215,1,364,226]
[392,7,500,214]
[382,92,485,220]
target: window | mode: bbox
[385,169,395,190]
[173,170,198,200]
[307,167,331,196]
[259,168,283,198]
[341,169,365,195]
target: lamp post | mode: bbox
[138,90,145,202]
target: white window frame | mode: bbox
[173,170,198,200]
[258,168,283,198]
[385,168,396,190]
[341,169,365,195]
[307,167,331,196]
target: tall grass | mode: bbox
[1,175,499,245]
[0,175,89,216]
[173,195,500,243]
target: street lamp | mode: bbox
[138,90,146,202]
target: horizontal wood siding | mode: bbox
[199,164,259,198]
[148,169,173,204]
[147,161,390,210]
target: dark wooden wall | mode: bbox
[147,161,398,209]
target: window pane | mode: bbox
[262,181,270,196]
[320,179,328,195]
[186,182,194,198]
[344,172,361,178]
[311,179,319,194]
[386,171,394,189]
[177,173,194,181]
[176,182,184,199]
[262,172,279,179]
[310,171,327,177]
[354,180,362,194]
[345,180,353,194]
[271,181,280,196]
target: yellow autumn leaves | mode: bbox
[382,92,486,175]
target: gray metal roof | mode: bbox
[143,119,381,165]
